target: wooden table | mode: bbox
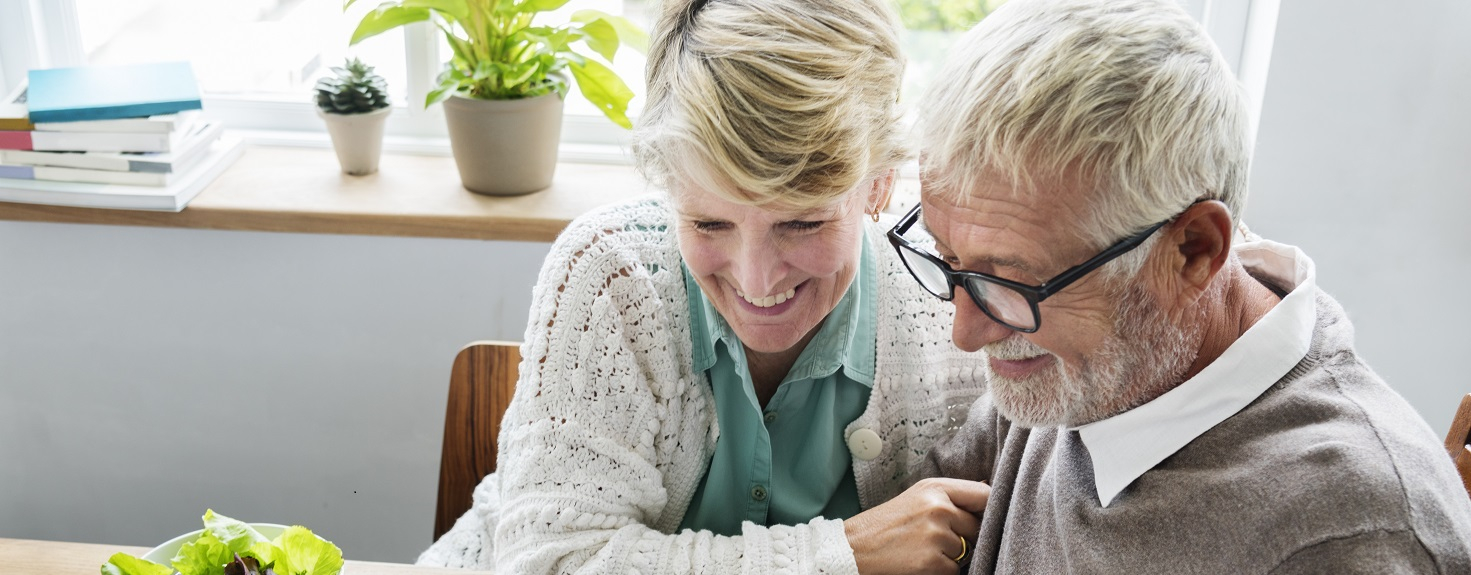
[0,538,494,575]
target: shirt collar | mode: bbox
[684,228,877,386]
[1075,237,1318,507]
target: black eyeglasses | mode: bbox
[887,203,1169,333]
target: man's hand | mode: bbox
[844,478,990,575]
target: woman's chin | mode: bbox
[737,333,806,355]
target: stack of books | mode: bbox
[0,61,246,211]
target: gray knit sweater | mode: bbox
[925,291,1471,574]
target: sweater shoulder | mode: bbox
[545,195,679,274]
[1177,292,1471,568]
[520,195,692,401]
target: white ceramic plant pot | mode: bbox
[318,106,391,176]
[442,92,563,196]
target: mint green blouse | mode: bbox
[678,230,877,536]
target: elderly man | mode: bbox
[888,0,1471,572]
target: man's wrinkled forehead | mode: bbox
[920,172,1095,274]
[919,195,1054,278]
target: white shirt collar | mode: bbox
[1074,235,1318,507]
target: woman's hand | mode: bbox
[844,478,991,575]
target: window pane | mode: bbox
[76,0,407,105]
[896,0,1008,102]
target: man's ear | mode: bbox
[869,169,897,215]
[1157,200,1233,305]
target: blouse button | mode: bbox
[751,485,768,502]
[763,411,777,424]
[848,428,883,461]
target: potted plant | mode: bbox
[315,57,392,175]
[347,0,645,196]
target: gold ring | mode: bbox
[952,534,968,563]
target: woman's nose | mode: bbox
[733,237,786,296]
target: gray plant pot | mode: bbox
[443,92,563,196]
[318,106,391,176]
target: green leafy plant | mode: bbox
[315,57,392,114]
[346,0,646,129]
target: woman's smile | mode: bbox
[733,282,803,316]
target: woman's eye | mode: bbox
[692,220,729,232]
[784,220,825,232]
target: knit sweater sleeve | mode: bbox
[489,199,861,575]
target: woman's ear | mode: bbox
[869,169,897,215]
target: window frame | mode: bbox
[1185,0,1282,146]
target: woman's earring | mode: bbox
[869,211,880,223]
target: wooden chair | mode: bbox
[433,341,522,541]
[1446,394,1471,500]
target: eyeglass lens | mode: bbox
[898,243,1039,330]
[896,247,951,299]
[961,275,1036,330]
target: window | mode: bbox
[0,0,654,157]
[0,0,1275,162]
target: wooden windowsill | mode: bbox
[0,145,652,243]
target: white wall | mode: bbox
[1245,0,1471,435]
[2,0,1469,566]
[0,222,549,562]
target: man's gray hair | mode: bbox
[634,0,908,209]
[919,0,1250,270]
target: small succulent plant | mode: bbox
[314,58,390,114]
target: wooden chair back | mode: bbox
[434,341,521,541]
[1446,393,1471,499]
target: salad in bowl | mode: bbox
[101,510,342,575]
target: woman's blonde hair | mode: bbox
[919,0,1250,258]
[633,0,908,209]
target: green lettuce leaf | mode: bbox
[269,526,343,575]
[201,509,269,555]
[246,541,281,570]
[100,552,172,575]
[170,533,233,575]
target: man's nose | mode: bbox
[952,294,1013,352]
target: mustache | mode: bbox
[983,336,1050,361]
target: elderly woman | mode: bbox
[418,0,988,573]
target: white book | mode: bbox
[30,124,199,153]
[1,121,222,173]
[0,136,245,211]
[34,165,174,186]
[33,110,201,134]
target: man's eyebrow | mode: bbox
[918,211,1042,275]
[929,234,1042,276]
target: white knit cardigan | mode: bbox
[418,196,987,574]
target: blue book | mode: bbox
[0,164,35,180]
[26,62,203,123]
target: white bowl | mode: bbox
[141,523,290,566]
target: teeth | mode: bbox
[739,287,798,308]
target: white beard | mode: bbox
[983,282,1202,428]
